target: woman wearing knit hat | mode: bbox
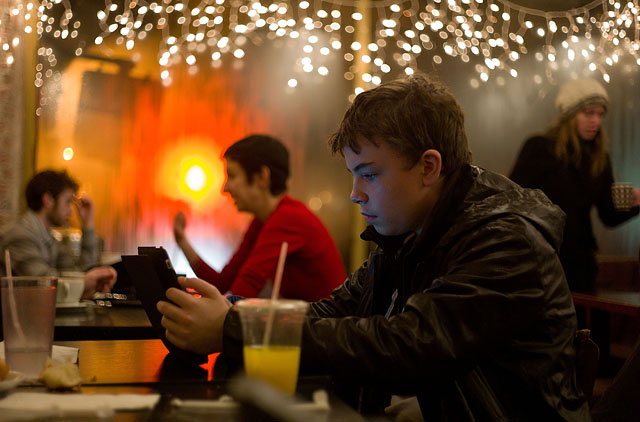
[511,78,639,293]
[511,79,640,376]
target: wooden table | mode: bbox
[572,289,640,360]
[58,339,213,384]
[572,290,640,321]
[54,304,156,341]
[7,339,366,421]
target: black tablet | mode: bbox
[137,246,183,294]
[121,246,208,365]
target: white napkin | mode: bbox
[0,342,78,364]
[172,389,331,413]
[0,392,160,420]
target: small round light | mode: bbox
[63,147,74,161]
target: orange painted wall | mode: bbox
[37,61,311,275]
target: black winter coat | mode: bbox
[510,136,639,292]
[223,164,590,421]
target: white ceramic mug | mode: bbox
[56,276,85,304]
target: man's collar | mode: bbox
[361,226,414,253]
[25,210,55,245]
[412,164,474,252]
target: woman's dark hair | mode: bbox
[26,170,79,211]
[224,135,289,195]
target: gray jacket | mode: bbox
[0,211,98,276]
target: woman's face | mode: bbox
[223,159,261,214]
[575,105,606,141]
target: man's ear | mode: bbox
[42,192,55,210]
[420,149,442,187]
[256,165,272,190]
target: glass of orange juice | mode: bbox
[235,299,308,395]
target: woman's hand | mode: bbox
[632,187,640,208]
[173,212,187,243]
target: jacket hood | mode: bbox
[456,166,566,252]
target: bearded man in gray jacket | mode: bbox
[1,170,116,299]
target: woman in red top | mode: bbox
[174,134,345,301]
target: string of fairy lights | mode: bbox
[2,0,640,105]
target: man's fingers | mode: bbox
[75,195,93,206]
[164,286,198,308]
[156,277,228,355]
[165,328,187,350]
[161,314,189,338]
[88,266,117,281]
[96,281,111,293]
[157,300,188,324]
[93,267,117,291]
[178,277,222,299]
[158,301,193,349]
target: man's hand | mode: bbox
[173,212,187,243]
[157,277,232,355]
[632,187,640,208]
[82,266,117,299]
[75,195,95,229]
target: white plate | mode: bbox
[56,301,90,310]
[0,372,24,392]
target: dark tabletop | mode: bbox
[8,339,367,422]
[54,303,156,341]
[572,289,640,318]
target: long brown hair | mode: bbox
[545,113,608,177]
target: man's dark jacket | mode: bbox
[224,164,590,421]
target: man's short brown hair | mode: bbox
[329,74,471,173]
[26,170,79,212]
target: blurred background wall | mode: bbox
[2,0,639,276]
[34,41,352,275]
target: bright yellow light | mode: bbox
[63,147,74,160]
[156,138,224,211]
[185,165,207,191]
[177,156,216,201]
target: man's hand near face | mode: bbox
[74,195,95,229]
[157,277,232,356]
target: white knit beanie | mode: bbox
[555,78,609,118]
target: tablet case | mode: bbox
[121,247,208,365]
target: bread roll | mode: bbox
[39,360,82,389]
